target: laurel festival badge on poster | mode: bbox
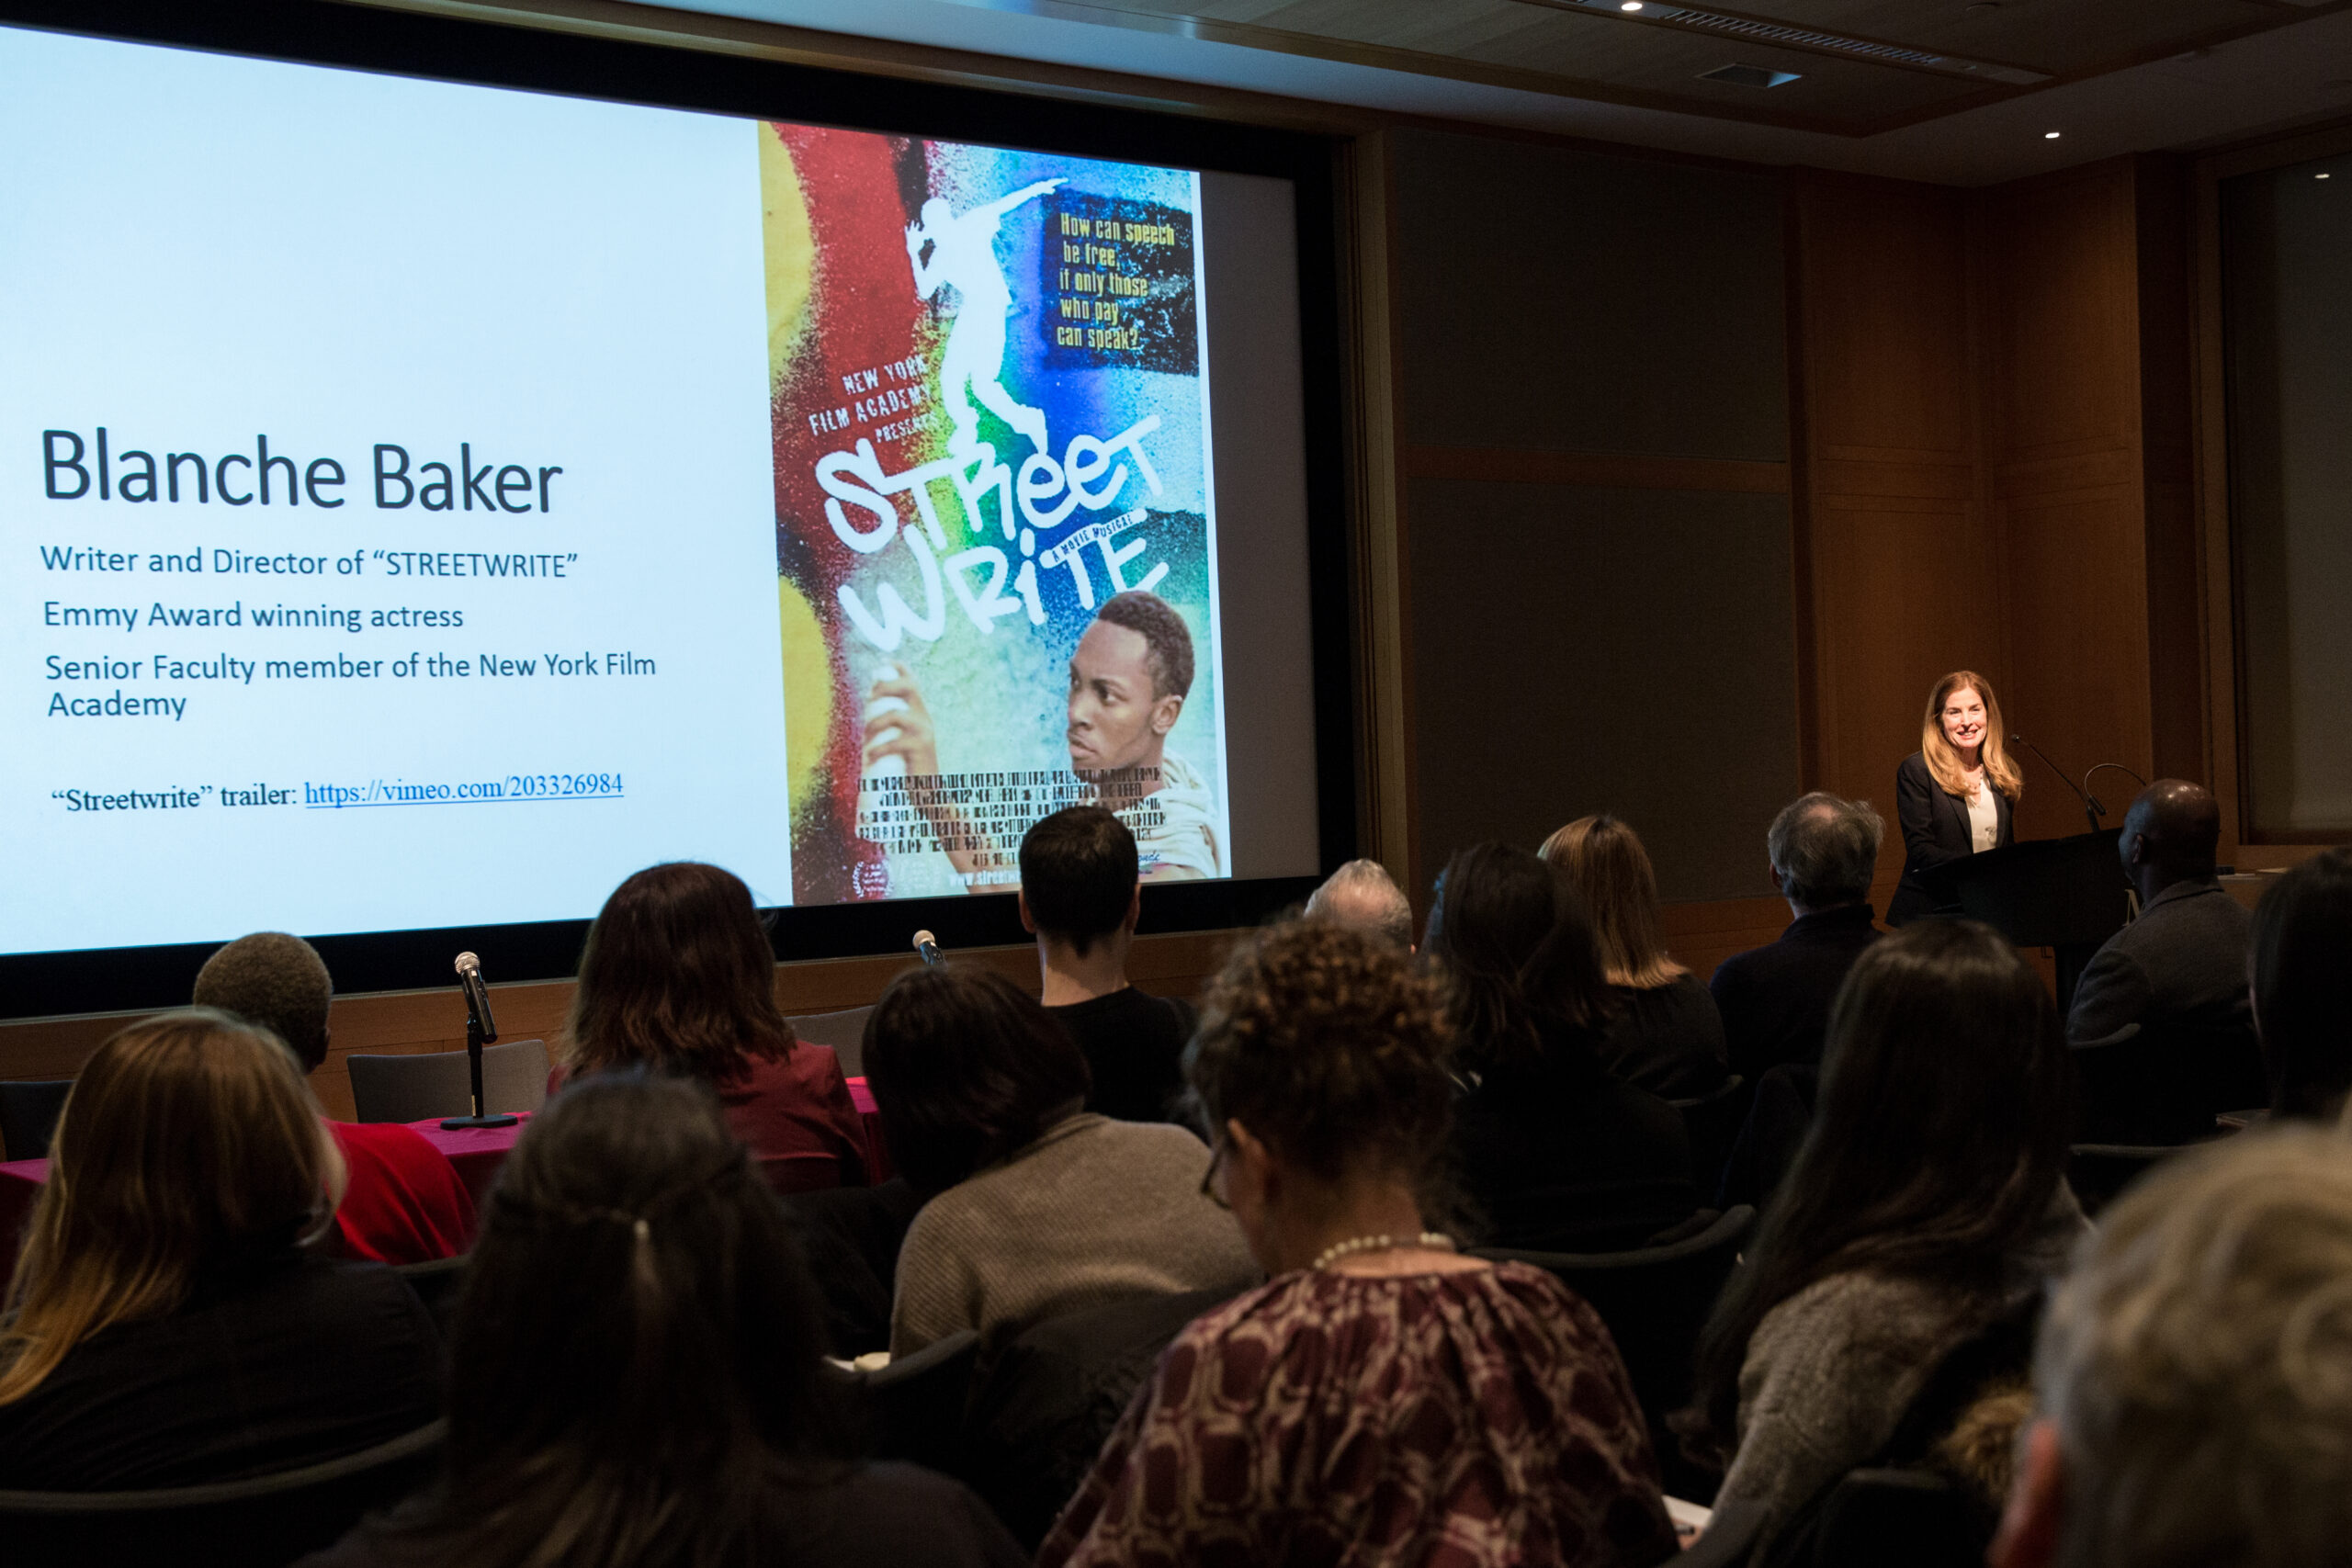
[760,126,1228,902]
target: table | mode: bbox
[0,1087,891,1284]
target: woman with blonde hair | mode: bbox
[1889,670,2022,926]
[1542,814,1729,1097]
[0,1010,441,1489]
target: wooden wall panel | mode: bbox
[1975,162,2160,844]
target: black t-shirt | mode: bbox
[300,1461,1030,1568]
[0,1249,442,1491]
[1046,987,1196,1125]
[1597,976,1730,1099]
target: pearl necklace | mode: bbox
[1310,1232,1457,1271]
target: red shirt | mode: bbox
[715,1045,869,1189]
[326,1121,477,1264]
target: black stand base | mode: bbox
[440,1112,520,1130]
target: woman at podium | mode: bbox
[1889,670,2020,925]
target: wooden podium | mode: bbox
[1920,829,2132,1010]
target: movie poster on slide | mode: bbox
[761,125,1227,904]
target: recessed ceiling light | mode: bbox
[2044,130,2063,140]
[2322,173,2335,180]
[1621,2,1644,10]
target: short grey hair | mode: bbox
[1766,792,1883,910]
[1305,859,1414,951]
[2036,1126,2352,1568]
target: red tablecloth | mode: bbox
[1,1092,890,1286]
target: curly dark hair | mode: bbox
[1184,919,1453,1186]
[1093,590,1194,701]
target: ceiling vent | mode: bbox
[1699,62,1802,88]
[1515,0,2052,85]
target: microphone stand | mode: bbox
[442,966,518,1131]
[2010,733,2106,835]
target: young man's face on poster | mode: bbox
[1067,620,1181,774]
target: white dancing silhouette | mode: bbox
[906,177,1063,456]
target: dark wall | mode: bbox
[1390,129,1797,902]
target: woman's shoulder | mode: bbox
[1897,750,1931,782]
[1754,1269,1976,1366]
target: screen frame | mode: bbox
[0,0,1358,1017]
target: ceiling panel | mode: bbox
[1766,0,2294,74]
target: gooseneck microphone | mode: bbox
[455,951,498,1044]
[442,951,519,1131]
[912,930,944,966]
[2010,733,2105,835]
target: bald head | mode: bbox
[2121,780,2222,895]
[1306,860,1414,951]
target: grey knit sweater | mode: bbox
[889,1113,1261,1357]
[1714,1185,2088,1549]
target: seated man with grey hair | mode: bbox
[195,931,475,1264]
[1304,859,1415,951]
[1709,793,1884,1082]
[1994,1126,2352,1568]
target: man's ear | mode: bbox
[1123,883,1142,933]
[1017,889,1037,935]
[1151,694,1184,739]
[1769,862,1788,897]
[1990,1418,2065,1568]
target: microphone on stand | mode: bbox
[2010,733,2105,835]
[441,951,519,1131]
[912,930,944,967]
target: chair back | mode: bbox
[2067,1142,2186,1219]
[395,1254,469,1337]
[0,1419,444,1568]
[854,1328,979,1473]
[1669,1073,1746,1196]
[2074,1021,2259,1145]
[346,1040,550,1123]
[0,1079,73,1161]
[757,1149,856,1196]
[1476,1204,1755,1497]
[786,1007,874,1077]
[1809,1468,1981,1568]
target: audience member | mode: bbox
[561,862,866,1182]
[194,931,476,1263]
[305,1075,1024,1568]
[1710,793,1885,1081]
[1542,814,1729,1097]
[2249,845,2352,1122]
[1425,842,1697,1251]
[1993,1127,2352,1568]
[864,965,1255,1357]
[1304,857,1415,950]
[1039,920,1678,1568]
[0,1010,441,1489]
[1688,919,2083,1552]
[1019,806,1194,1124]
[2066,780,2253,1046]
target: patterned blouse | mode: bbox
[1037,1261,1679,1568]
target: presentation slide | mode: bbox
[0,25,1246,958]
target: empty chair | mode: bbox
[345,1040,549,1124]
[1476,1204,1754,1498]
[0,1079,72,1161]
[0,1420,444,1568]
[786,1006,874,1077]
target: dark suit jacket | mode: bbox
[2065,878,2254,1044]
[1890,750,2015,925]
[1709,903,1882,1081]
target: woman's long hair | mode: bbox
[1686,920,2073,1461]
[0,1010,342,1404]
[563,863,795,1081]
[1539,815,1687,989]
[1919,670,2024,801]
[1420,841,1615,1069]
[369,1075,853,1568]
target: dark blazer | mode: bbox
[2065,878,2255,1045]
[1889,750,2015,925]
[1709,903,1882,1082]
